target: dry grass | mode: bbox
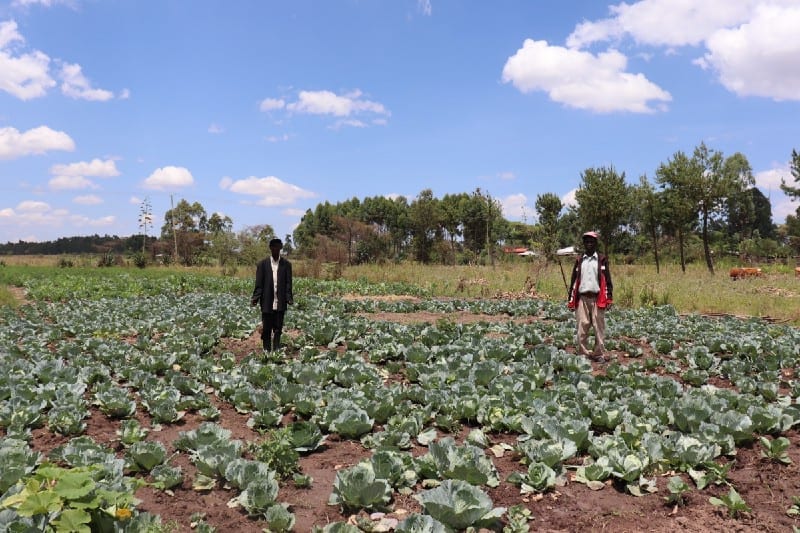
[342,259,800,325]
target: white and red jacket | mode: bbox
[567,253,613,310]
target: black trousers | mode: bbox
[261,310,286,351]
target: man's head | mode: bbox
[582,231,598,255]
[269,238,282,259]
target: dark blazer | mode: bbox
[251,257,293,312]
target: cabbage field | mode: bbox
[0,269,799,532]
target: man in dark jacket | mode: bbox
[251,238,293,352]
[567,231,613,362]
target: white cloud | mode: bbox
[755,165,798,223]
[259,98,285,111]
[49,175,96,190]
[50,158,120,177]
[0,199,115,237]
[208,123,224,134]
[0,20,55,100]
[227,176,316,206]
[73,195,103,205]
[564,0,800,102]
[501,39,671,113]
[562,188,578,208]
[0,125,75,159]
[17,200,49,213]
[143,166,194,190]
[698,4,800,100]
[59,62,114,101]
[264,89,390,127]
[500,193,534,220]
[566,0,756,49]
[287,89,389,117]
[119,88,130,99]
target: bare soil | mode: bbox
[21,308,800,532]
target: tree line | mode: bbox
[3,143,799,273]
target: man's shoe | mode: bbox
[590,354,606,363]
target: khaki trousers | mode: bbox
[575,294,605,356]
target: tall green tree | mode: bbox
[534,193,562,259]
[408,189,441,263]
[632,176,665,272]
[574,166,631,254]
[238,224,275,266]
[779,149,800,200]
[656,151,700,273]
[160,199,209,265]
[693,144,754,274]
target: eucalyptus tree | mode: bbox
[440,193,469,264]
[461,188,503,265]
[408,189,441,263]
[632,176,665,272]
[534,192,562,259]
[656,150,701,273]
[573,166,631,254]
[692,144,754,274]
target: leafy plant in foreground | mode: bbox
[414,479,505,531]
[709,487,752,517]
[328,463,392,513]
[0,463,141,532]
[664,475,691,507]
[759,436,792,464]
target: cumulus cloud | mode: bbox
[755,165,798,223]
[0,199,114,234]
[563,0,800,102]
[259,98,285,111]
[222,176,316,206]
[48,158,119,190]
[262,89,390,127]
[59,62,114,101]
[143,166,194,190]
[697,4,800,100]
[50,158,120,177]
[0,20,55,100]
[0,125,75,159]
[500,193,535,220]
[561,188,578,208]
[501,39,672,113]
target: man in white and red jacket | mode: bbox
[567,231,613,362]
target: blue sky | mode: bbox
[1,0,799,244]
